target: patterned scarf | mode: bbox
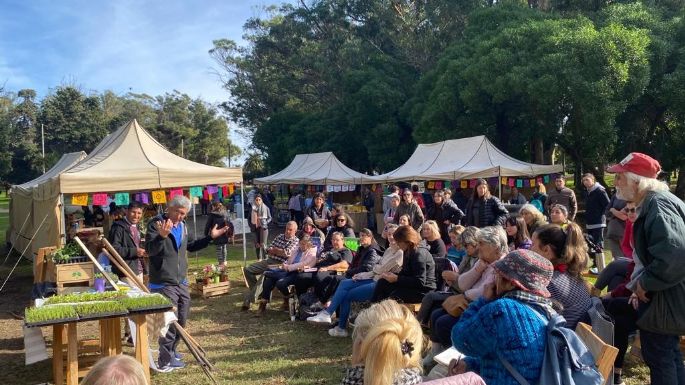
[503,290,559,316]
[341,366,422,385]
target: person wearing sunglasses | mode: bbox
[322,213,355,252]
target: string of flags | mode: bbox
[69,183,240,206]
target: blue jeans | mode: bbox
[640,329,685,385]
[326,279,376,328]
[430,308,460,346]
[260,270,296,301]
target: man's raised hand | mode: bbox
[156,219,173,238]
[210,224,229,239]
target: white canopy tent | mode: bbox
[8,119,245,258]
[253,152,372,185]
[368,135,562,182]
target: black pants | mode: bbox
[417,291,452,325]
[595,258,631,292]
[152,285,190,366]
[314,273,343,303]
[371,278,426,304]
[603,297,638,369]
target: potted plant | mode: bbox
[94,273,106,293]
[219,264,228,282]
[25,305,79,327]
[202,264,220,285]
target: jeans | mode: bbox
[640,329,685,385]
[371,278,427,304]
[417,291,452,325]
[594,258,631,292]
[243,257,282,304]
[260,269,297,301]
[326,279,376,328]
[430,308,460,346]
[152,285,190,366]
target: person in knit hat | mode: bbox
[433,249,554,385]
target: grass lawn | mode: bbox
[0,207,649,385]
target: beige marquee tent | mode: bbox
[8,119,243,256]
[253,152,372,185]
[368,135,563,182]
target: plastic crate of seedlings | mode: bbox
[120,294,173,313]
[74,301,128,321]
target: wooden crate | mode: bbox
[191,281,231,298]
[51,262,95,293]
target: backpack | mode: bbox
[530,198,544,213]
[498,307,604,385]
[296,291,320,321]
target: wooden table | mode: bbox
[47,309,167,385]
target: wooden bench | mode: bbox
[576,322,619,385]
[403,303,421,313]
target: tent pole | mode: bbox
[241,182,247,268]
[59,193,66,248]
[193,200,198,268]
[498,167,502,201]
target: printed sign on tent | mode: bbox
[529,179,536,187]
[169,189,183,199]
[92,193,108,206]
[516,179,523,188]
[342,185,349,192]
[334,185,342,192]
[508,178,515,187]
[115,193,130,206]
[71,194,88,206]
[327,185,334,192]
[501,177,508,185]
[189,186,203,198]
[152,190,167,204]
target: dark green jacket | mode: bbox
[633,190,685,334]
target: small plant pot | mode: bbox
[220,274,228,283]
[94,278,106,293]
[203,278,210,285]
[212,276,220,284]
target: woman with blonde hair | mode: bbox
[421,220,447,258]
[518,203,547,236]
[80,355,147,385]
[341,299,423,385]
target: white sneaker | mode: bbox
[328,326,349,337]
[307,310,333,325]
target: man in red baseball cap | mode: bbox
[607,152,685,385]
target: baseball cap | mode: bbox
[607,152,661,179]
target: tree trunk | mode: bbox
[532,137,544,164]
[675,169,685,199]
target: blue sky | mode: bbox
[0,0,286,156]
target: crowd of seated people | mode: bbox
[244,165,683,385]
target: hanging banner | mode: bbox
[222,185,229,197]
[115,192,130,206]
[228,183,235,195]
[469,179,477,188]
[169,189,183,199]
[206,185,218,194]
[71,194,88,206]
[460,180,468,189]
[327,185,334,192]
[92,193,108,206]
[529,179,536,187]
[136,192,149,204]
[189,186,203,198]
[543,175,550,184]
[508,178,515,187]
[152,190,167,204]
[334,185,342,192]
[427,181,435,189]
[501,177,508,185]
[516,179,523,188]
[342,185,349,192]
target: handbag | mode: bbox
[636,281,685,335]
[442,294,469,318]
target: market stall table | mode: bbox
[30,306,171,385]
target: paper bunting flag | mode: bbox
[460,180,468,189]
[202,189,209,200]
[342,185,349,192]
[444,181,451,189]
[427,181,435,189]
[92,193,108,206]
[529,179,536,187]
[543,175,550,183]
[501,177,508,185]
[115,192,130,206]
[508,178,515,187]
[189,186,202,198]
[469,179,477,188]
[228,183,235,195]
[136,192,149,204]
[516,179,523,188]
[332,185,340,192]
[169,189,183,199]
[221,185,228,197]
[436,181,443,190]
[206,185,218,194]
[327,185,334,192]
[152,190,167,204]
[216,187,223,199]
[537,177,543,185]
[71,194,88,206]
